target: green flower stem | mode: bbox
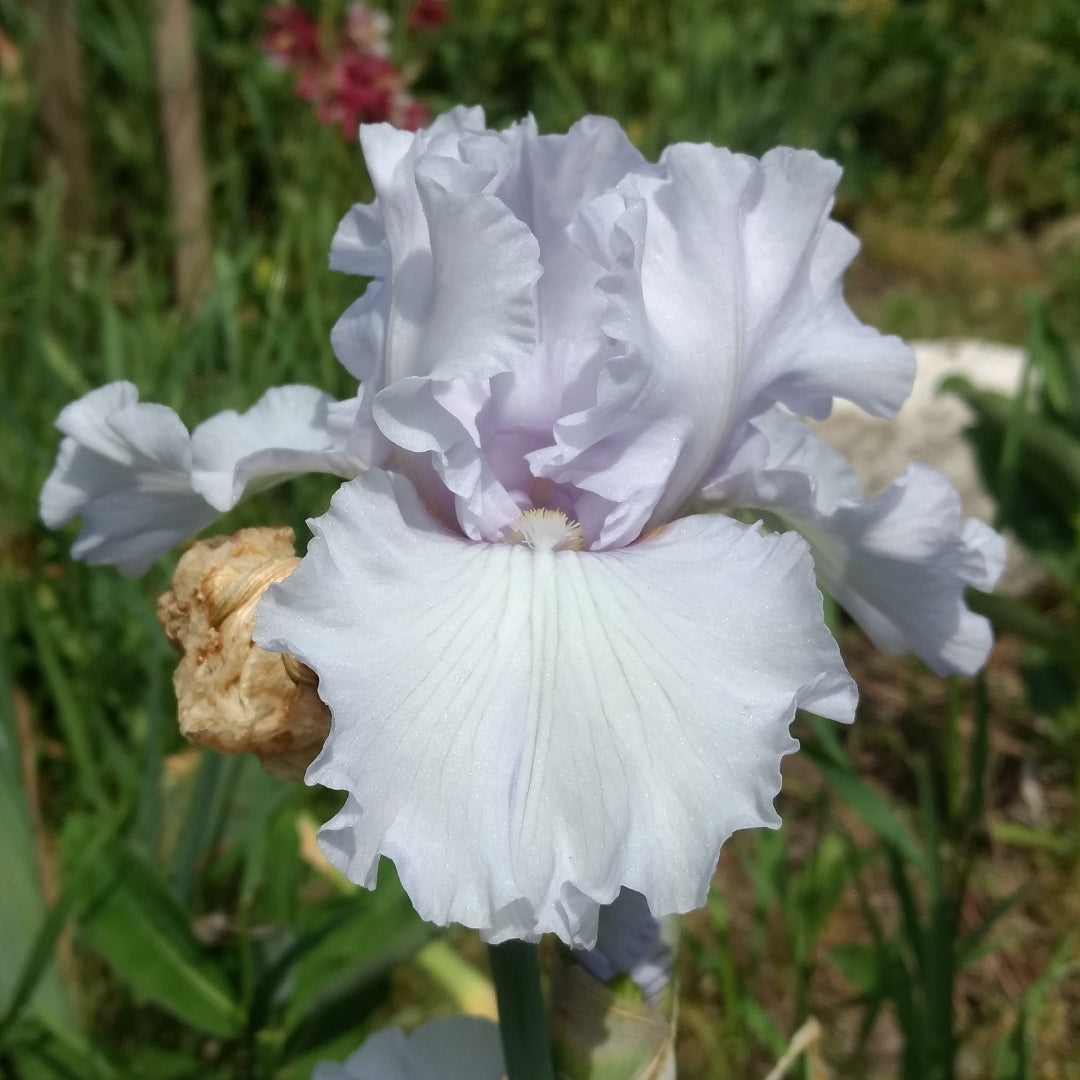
[488,941,556,1080]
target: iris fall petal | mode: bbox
[707,407,1006,675]
[190,384,358,511]
[40,382,361,575]
[255,469,855,946]
[40,382,217,575]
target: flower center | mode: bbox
[506,508,585,552]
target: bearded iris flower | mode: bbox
[41,108,1004,948]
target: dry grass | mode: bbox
[846,213,1054,344]
[677,631,1080,1080]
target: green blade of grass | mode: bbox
[19,585,108,811]
[943,376,1080,519]
[169,749,228,903]
[65,816,243,1039]
[803,716,928,872]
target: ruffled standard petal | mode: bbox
[373,180,542,405]
[39,382,218,575]
[527,347,694,550]
[491,114,652,339]
[368,183,543,536]
[330,108,528,385]
[733,150,915,421]
[330,279,391,385]
[581,145,913,529]
[313,1016,503,1080]
[190,385,359,511]
[527,198,695,549]
[344,109,538,389]
[707,408,1006,676]
[255,469,855,947]
[329,200,389,278]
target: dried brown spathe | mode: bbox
[157,527,330,780]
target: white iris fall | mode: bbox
[41,108,1004,947]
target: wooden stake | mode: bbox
[153,0,213,313]
[32,0,93,233]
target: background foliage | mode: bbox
[1,0,1079,1077]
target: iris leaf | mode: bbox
[63,817,242,1039]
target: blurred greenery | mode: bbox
[947,300,1080,778]
[1,0,1079,1076]
[425,0,1080,222]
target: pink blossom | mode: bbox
[261,2,432,134]
[407,0,449,33]
[260,4,320,68]
[345,1,392,57]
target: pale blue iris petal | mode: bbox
[313,1016,503,1080]
[41,383,363,575]
[39,382,217,576]
[708,407,1005,676]
[190,385,359,511]
[578,888,676,1004]
[255,468,855,947]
